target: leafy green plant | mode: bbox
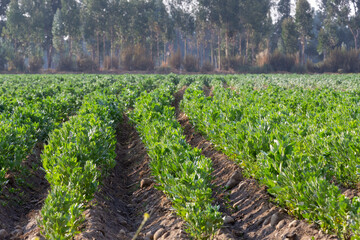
[131,84,222,239]
[181,80,360,238]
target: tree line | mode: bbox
[0,0,359,73]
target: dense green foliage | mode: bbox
[181,75,360,239]
[0,74,165,238]
[131,82,222,239]
[39,75,164,239]
[3,74,360,239]
[40,94,120,239]
[0,75,120,192]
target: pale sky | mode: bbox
[309,0,319,9]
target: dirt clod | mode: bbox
[153,228,166,240]
[225,171,242,189]
[145,231,154,240]
[223,215,235,225]
[140,178,154,188]
[118,229,126,236]
[0,229,9,239]
[271,213,283,227]
[263,217,271,226]
[283,232,297,240]
[10,228,22,238]
[289,220,299,228]
[276,220,287,230]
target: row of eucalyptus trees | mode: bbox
[0,0,359,70]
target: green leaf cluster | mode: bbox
[131,83,222,239]
[181,79,360,239]
[40,94,122,239]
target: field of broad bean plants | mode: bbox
[0,74,359,240]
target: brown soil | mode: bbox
[174,88,339,240]
[74,117,187,240]
[0,143,49,240]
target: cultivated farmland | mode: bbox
[0,74,359,240]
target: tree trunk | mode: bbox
[218,28,221,70]
[150,40,153,63]
[197,37,199,60]
[301,35,306,65]
[355,34,358,50]
[110,29,113,69]
[202,40,205,67]
[251,45,255,64]
[210,31,214,66]
[47,45,53,69]
[92,45,95,62]
[245,31,249,63]
[349,27,359,50]
[163,41,166,63]
[156,34,159,66]
[69,37,72,58]
[103,34,106,69]
[225,30,229,58]
[184,38,187,58]
[239,34,242,57]
[97,33,100,67]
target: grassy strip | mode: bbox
[181,83,360,239]
[130,83,222,240]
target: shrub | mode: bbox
[200,61,214,73]
[221,56,246,71]
[0,44,6,71]
[168,49,182,70]
[183,55,198,72]
[323,48,360,73]
[306,61,325,73]
[269,50,296,72]
[29,56,44,73]
[57,56,75,71]
[77,55,98,72]
[104,56,119,70]
[290,64,306,74]
[156,62,172,74]
[8,54,26,72]
[121,44,154,71]
[256,50,270,66]
[249,64,274,74]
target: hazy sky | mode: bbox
[307,0,319,10]
[292,0,319,11]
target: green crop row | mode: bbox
[0,74,164,194]
[0,76,121,193]
[38,76,163,239]
[130,83,222,240]
[181,82,360,239]
[39,93,122,239]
